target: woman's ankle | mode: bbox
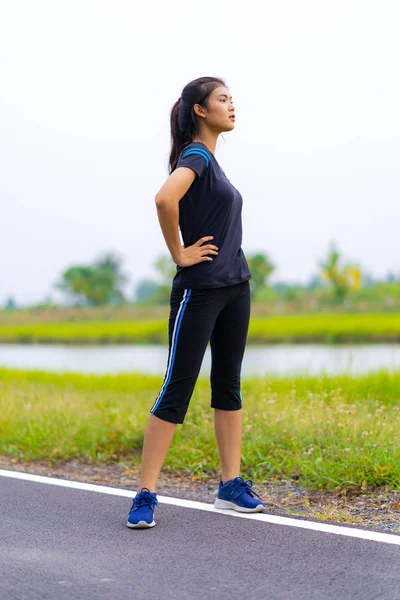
[136,483,157,494]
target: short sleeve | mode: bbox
[176,145,211,179]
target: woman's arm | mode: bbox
[155,167,196,265]
[155,167,218,268]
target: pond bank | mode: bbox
[1,313,400,344]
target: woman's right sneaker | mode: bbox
[127,488,158,529]
[214,477,265,512]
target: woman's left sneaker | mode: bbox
[214,477,265,513]
[127,488,158,528]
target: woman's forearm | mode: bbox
[155,201,183,264]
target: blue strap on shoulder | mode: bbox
[181,147,210,167]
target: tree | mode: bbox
[318,242,362,303]
[306,275,321,291]
[139,254,177,304]
[54,251,128,306]
[363,272,377,287]
[134,279,160,303]
[386,271,397,284]
[246,252,275,300]
[4,296,17,310]
[154,254,177,285]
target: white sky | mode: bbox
[1,0,399,305]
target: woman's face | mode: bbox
[195,86,236,133]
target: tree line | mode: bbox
[2,242,399,311]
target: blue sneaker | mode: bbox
[214,477,265,513]
[127,488,158,528]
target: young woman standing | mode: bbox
[127,76,265,528]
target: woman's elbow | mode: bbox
[155,193,166,206]
[155,194,176,208]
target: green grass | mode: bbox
[0,368,399,491]
[0,313,400,344]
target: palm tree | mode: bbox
[318,242,362,303]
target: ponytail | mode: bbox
[169,76,225,174]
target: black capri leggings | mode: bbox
[150,279,251,424]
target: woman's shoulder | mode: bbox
[178,142,212,165]
[180,141,209,152]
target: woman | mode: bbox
[127,76,265,529]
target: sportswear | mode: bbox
[172,141,252,289]
[127,488,158,529]
[150,280,250,424]
[214,477,265,513]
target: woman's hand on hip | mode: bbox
[176,236,218,267]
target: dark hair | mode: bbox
[168,76,226,173]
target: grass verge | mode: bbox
[0,368,399,493]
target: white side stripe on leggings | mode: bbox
[150,288,189,413]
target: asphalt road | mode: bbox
[1,475,400,600]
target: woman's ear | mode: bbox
[193,103,206,118]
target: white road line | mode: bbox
[1,468,399,546]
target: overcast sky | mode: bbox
[1,0,399,306]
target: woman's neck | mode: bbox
[191,133,218,156]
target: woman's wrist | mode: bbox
[172,247,184,265]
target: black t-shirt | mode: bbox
[172,141,252,289]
